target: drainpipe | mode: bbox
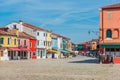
[101,8,104,43]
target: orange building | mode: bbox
[99,3,120,64]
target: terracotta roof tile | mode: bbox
[23,23,50,32]
[6,29,36,39]
[101,3,120,9]
[19,32,36,39]
[0,30,16,36]
[52,33,70,40]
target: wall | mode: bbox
[52,38,57,49]
[23,26,36,37]
[0,35,18,48]
[36,31,46,48]
[57,37,62,49]
[29,39,36,52]
[62,39,68,50]
[19,38,30,49]
[46,32,52,50]
[68,39,72,51]
[100,8,120,44]
[6,22,23,32]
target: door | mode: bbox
[11,51,13,59]
[40,50,42,58]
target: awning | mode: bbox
[9,48,21,51]
[21,48,31,51]
[47,49,59,53]
[100,44,120,48]
[9,48,31,51]
[59,49,70,53]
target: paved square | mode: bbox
[0,56,119,80]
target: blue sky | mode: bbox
[0,0,120,43]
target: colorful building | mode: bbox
[46,31,52,50]
[99,3,120,64]
[47,33,60,58]
[0,29,18,60]
[0,27,37,60]
[59,36,71,57]
[5,21,51,59]
[18,32,36,59]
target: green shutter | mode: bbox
[14,39,16,45]
[18,39,20,45]
[0,38,4,44]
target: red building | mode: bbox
[99,3,120,64]
[29,39,37,59]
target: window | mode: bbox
[37,32,39,36]
[44,33,47,37]
[8,38,10,45]
[18,39,20,45]
[0,38,4,44]
[14,39,16,45]
[13,25,17,29]
[106,29,112,38]
[30,42,32,48]
[37,40,39,46]
[44,33,46,37]
[45,41,48,46]
[24,52,26,57]
[38,51,40,56]
[8,51,10,56]
[34,42,36,47]
[24,40,26,46]
[44,41,46,46]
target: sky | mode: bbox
[0,0,120,43]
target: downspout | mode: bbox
[101,8,104,43]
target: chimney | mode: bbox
[19,20,23,25]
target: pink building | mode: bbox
[18,32,36,59]
[99,3,120,64]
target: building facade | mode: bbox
[0,29,18,60]
[99,3,120,63]
[5,21,51,59]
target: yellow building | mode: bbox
[0,30,18,48]
[46,31,52,50]
[0,29,18,60]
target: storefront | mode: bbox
[47,49,59,59]
[100,44,120,64]
[9,48,31,60]
[0,48,9,61]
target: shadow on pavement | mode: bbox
[69,59,99,64]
